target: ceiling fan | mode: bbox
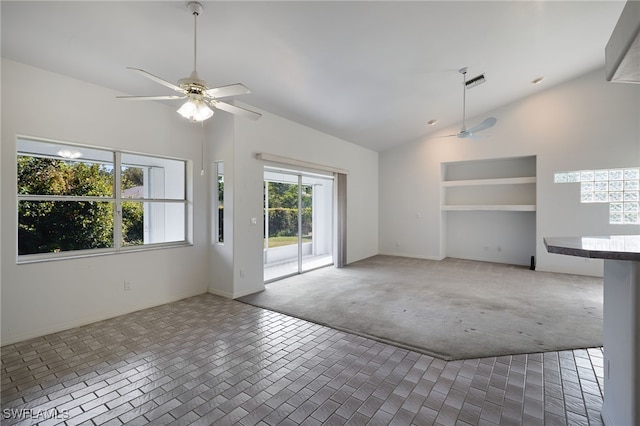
[117,2,261,122]
[442,67,496,138]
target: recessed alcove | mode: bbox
[441,156,537,266]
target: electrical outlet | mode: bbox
[124,281,132,291]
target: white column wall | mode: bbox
[215,102,378,298]
[207,111,236,298]
[1,60,209,345]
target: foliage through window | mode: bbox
[17,138,188,259]
[215,162,224,244]
[265,181,313,239]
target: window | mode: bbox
[214,161,224,243]
[554,167,640,225]
[17,138,189,260]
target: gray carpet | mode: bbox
[239,255,603,360]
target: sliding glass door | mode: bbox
[264,168,334,282]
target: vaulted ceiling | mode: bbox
[1,1,626,151]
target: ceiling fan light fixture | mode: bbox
[531,77,544,85]
[177,98,214,122]
[118,0,260,121]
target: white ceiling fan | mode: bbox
[443,67,497,138]
[117,2,261,123]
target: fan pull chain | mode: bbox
[200,120,205,176]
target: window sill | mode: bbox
[16,241,192,265]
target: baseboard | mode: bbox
[377,252,445,261]
[208,287,265,299]
[232,286,266,299]
[535,265,603,278]
[207,288,233,299]
[445,254,530,267]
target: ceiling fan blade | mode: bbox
[466,117,497,134]
[212,101,262,120]
[126,67,183,93]
[116,95,186,101]
[205,83,251,99]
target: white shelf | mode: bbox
[441,156,537,265]
[442,204,536,212]
[441,176,536,187]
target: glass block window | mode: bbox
[554,167,640,225]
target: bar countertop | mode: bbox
[544,235,640,261]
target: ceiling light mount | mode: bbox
[187,2,203,17]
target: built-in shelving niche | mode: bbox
[441,156,537,267]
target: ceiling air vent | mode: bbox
[465,73,486,89]
[605,0,640,84]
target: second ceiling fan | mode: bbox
[443,67,497,138]
[118,2,261,123]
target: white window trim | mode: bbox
[17,138,191,263]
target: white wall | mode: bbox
[1,60,209,345]
[207,111,236,298]
[7,60,631,345]
[446,211,536,265]
[208,102,379,298]
[379,68,640,276]
[0,60,378,343]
